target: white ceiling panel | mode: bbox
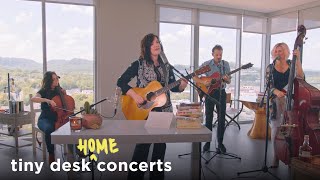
[171,0,318,13]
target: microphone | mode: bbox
[113,87,121,114]
[273,56,280,64]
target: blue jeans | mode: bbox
[37,118,55,154]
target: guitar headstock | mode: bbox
[195,65,210,75]
[241,63,253,70]
[294,25,307,49]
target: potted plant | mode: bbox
[82,101,102,129]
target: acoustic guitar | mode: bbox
[121,65,210,120]
[196,63,253,99]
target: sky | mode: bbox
[160,23,261,69]
[0,0,319,71]
[0,0,94,62]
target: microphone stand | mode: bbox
[204,63,241,167]
[160,51,219,105]
[8,73,11,101]
[68,98,108,117]
[236,59,280,180]
[169,63,220,180]
[67,98,107,180]
[168,64,220,105]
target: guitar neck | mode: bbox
[226,67,242,76]
[155,72,195,96]
[156,80,181,95]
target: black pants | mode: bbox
[205,89,226,145]
[127,143,166,180]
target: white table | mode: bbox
[51,119,212,180]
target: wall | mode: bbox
[95,0,157,119]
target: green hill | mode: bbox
[0,57,93,73]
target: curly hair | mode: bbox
[41,71,58,90]
[271,42,290,60]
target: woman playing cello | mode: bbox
[31,71,72,164]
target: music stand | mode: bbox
[68,150,99,180]
[236,59,280,180]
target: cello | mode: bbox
[275,25,320,164]
[35,85,75,147]
[52,86,75,129]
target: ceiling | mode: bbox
[172,0,319,13]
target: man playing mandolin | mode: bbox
[193,44,231,153]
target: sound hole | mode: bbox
[146,92,156,101]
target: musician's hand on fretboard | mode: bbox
[222,75,231,84]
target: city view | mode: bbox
[1,56,319,122]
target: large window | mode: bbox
[239,32,263,121]
[302,28,320,89]
[159,7,193,113]
[301,6,320,89]
[0,0,42,110]
[157,4,320,124]
[159,23,192,110]
[46,3,94,111]
[199,26,237,95]
[0,1,95,113]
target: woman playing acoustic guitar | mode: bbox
[31,71,69,164]
[117,33,187,180]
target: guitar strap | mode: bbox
[222,60,225,75]
[222,60,225,89]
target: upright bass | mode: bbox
[275,25,320,164]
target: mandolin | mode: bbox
[121,65,210,120]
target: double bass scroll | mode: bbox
[286,25,306,111]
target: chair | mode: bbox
[29,94,47,160]
[30,94,69,162]
[212,93,243,130]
